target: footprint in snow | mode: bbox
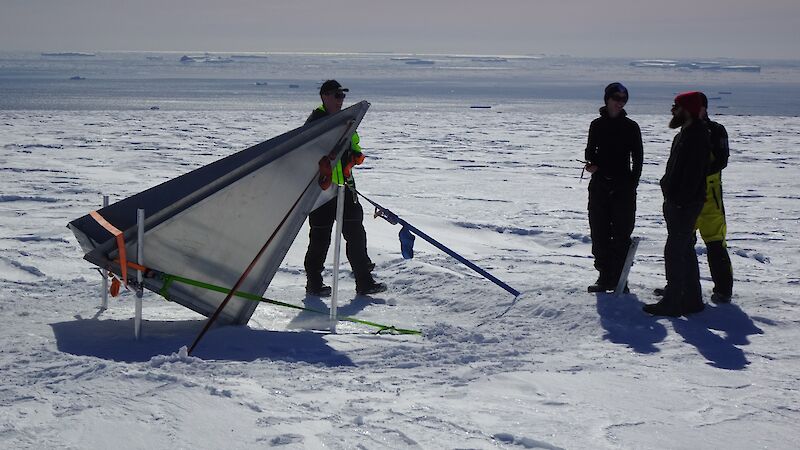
[493,432,565,450]
[266,434,304,446]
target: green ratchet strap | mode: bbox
[158,273,420,335]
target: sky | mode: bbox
[1,0,798,59]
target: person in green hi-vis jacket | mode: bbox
[303,80,386,297]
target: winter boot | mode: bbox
[682,301,705,315]
[356,275,387,296]
[711,292,732,304]
[305,279,332,297]
[357,282,387,296]
[642,299,681,317]
[588,275,615,293]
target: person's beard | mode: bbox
[669,112,686,129]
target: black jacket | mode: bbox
[305,106,328,125]
[660,120,712,206]
[706,119,729,175]
[585,107,644,189]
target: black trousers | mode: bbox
[706,241,733,297]
[663,201,704,310]
[304,187,372,285]
[588,182,636,283]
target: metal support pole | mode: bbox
[614,237,640,297]
[135,208,144,340]
[100,195,109,310]
[329,184,345,333]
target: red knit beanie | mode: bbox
[674,91,704,118]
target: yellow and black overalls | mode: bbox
[694,119,733,298]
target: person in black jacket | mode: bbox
[644,91,711,317]
[584,82,644,292]
[653,93,733,303]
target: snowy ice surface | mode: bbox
[1,105,799,449]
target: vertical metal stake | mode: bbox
[100,195,109,310]
[135,208,145,340]
[330,184,345,333]
[615,237,641,297]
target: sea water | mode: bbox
[1,51,799,116]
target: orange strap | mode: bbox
[109,277,122,297]
[318,156,333,190]
[106,263,147,298]
[112,259,148,274]
[90,211,128,286]
[125,261,148,272]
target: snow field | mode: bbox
[1,106,798,448]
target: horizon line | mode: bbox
[2,49,798,63]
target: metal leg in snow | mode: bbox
[100,195,109,311]
[135,208,144,339]
[330,184,345,333]
[615,237,640,297]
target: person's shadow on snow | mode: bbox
[595,293,668,354]
[286,294,388,331]
[671,303,763,370]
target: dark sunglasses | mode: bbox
[611,94,628,102]
[671,104,680,111]
[324,91,346,99]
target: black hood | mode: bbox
[599,106,627,118]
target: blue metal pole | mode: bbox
[355,190,520,298]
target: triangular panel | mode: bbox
[68,101,370,325]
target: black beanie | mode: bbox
[604,82,629,103]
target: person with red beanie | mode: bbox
[644,92,712,317]
[653,92,734,304]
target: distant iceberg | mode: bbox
[631,59,760,73]
[180,54,233,64]
[445,54,540,61]
[204,57,234,64]
[231,54,269,60]
[405,59,435,65]
[720,65,761,72]
[390,56,436,65]
[470,57,508,63]
[629,59,679,68]
[42,52,95,57]
[679,61,723,70]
